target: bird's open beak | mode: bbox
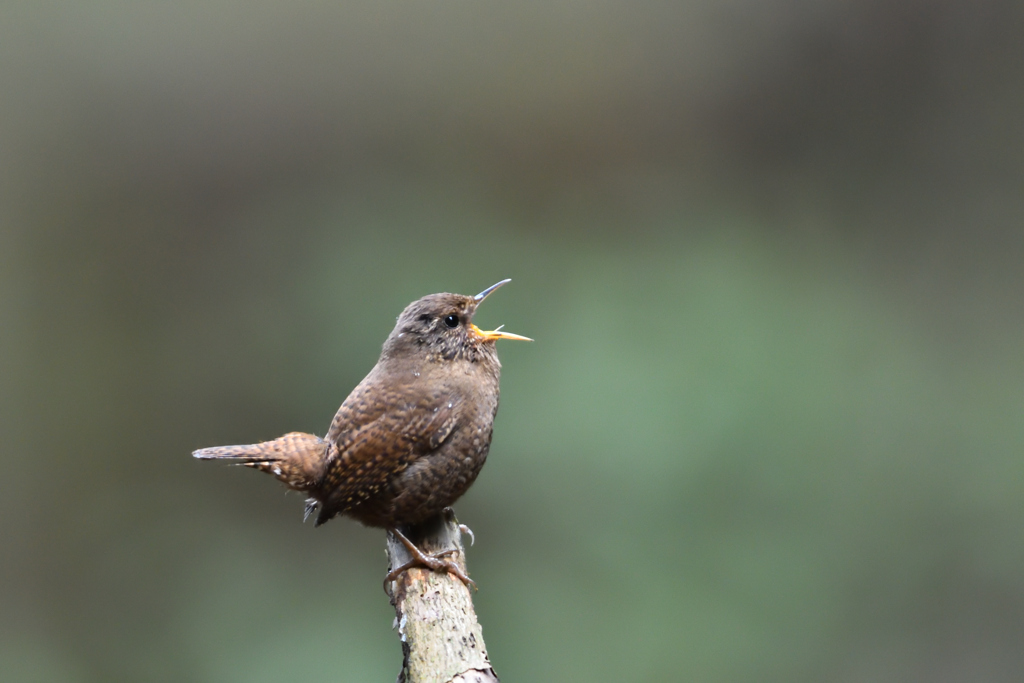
[470,324,533,342]
[471,279,533,342]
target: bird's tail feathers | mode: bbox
[193,431,326,492]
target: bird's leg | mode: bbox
[385,527,476,590]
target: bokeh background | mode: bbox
[3,1,1024,681]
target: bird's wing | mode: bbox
[319,378,460,510]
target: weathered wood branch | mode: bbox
[386,509,499,683]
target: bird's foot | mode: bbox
[385,527,477,591]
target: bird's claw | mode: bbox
[386,528,477,593]
[383,552,476,593]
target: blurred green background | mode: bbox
[3,1,1024,681]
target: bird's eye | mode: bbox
[443,314,460,329]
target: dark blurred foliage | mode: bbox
[2,1,1023,681]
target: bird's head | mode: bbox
[383,279,532,363]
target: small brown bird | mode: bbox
[194,279,530,586]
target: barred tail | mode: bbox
[193,431,327,492]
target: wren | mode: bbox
[193,279,530,586]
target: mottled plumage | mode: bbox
[194,281,529,581]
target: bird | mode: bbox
[193,279,530,587]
